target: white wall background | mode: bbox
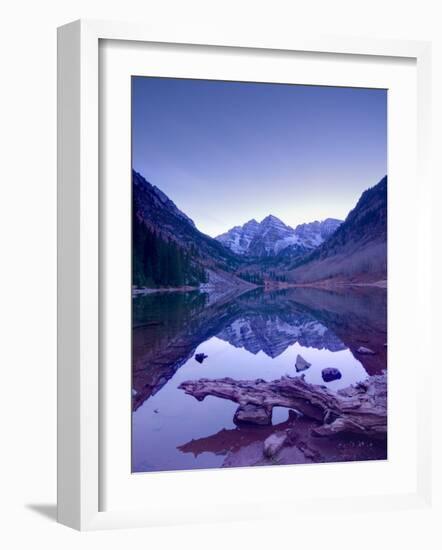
[0,0,441,548]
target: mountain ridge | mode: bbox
[216,215,342,258]
[286,176,387,283]
[133,170,250,289]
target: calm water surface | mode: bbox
[132,287,387,472]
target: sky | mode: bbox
[132,77,387,237]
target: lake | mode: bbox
[132,286,387,472]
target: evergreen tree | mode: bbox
[132,219,207,288]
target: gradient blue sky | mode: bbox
[132,77,387,237]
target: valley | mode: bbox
[133,171,387,291]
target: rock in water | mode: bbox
[357,346,376,355]
[233,403,272,426]
[322,368,342,382]
[295,354,311,372]
[263,432,287,458]
[195,353,208,363]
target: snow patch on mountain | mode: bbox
[216,215,342,257]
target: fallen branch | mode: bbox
[179,373,386,438]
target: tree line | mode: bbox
[133,217,207,288]
[238,271,287,285]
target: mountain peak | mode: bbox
[216,215,342,257]
[261,214,287,226]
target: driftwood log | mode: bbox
[179,374,386,438]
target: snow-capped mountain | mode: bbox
[294,218,345,248]
[215,215,342,257]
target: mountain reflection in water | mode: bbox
[132,287,387,473]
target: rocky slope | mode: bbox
[134,170,239,267]
[133,170,251,288]
[287,176,387,283]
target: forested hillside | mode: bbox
[133,216,207,288]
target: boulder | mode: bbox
[322,368,342,382]
[295,354,311,372]
[195,353,208,363]
[356,346,376,355]
[233,403,272,426]
[263,432,287,458]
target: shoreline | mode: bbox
[132,285,199,296]
[132,282,254,297]
[133,279,387,296]
[263,279,387,290]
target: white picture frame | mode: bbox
[57,19,433,531]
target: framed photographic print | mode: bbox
[131,76,388,473]
[57,20,433,530]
